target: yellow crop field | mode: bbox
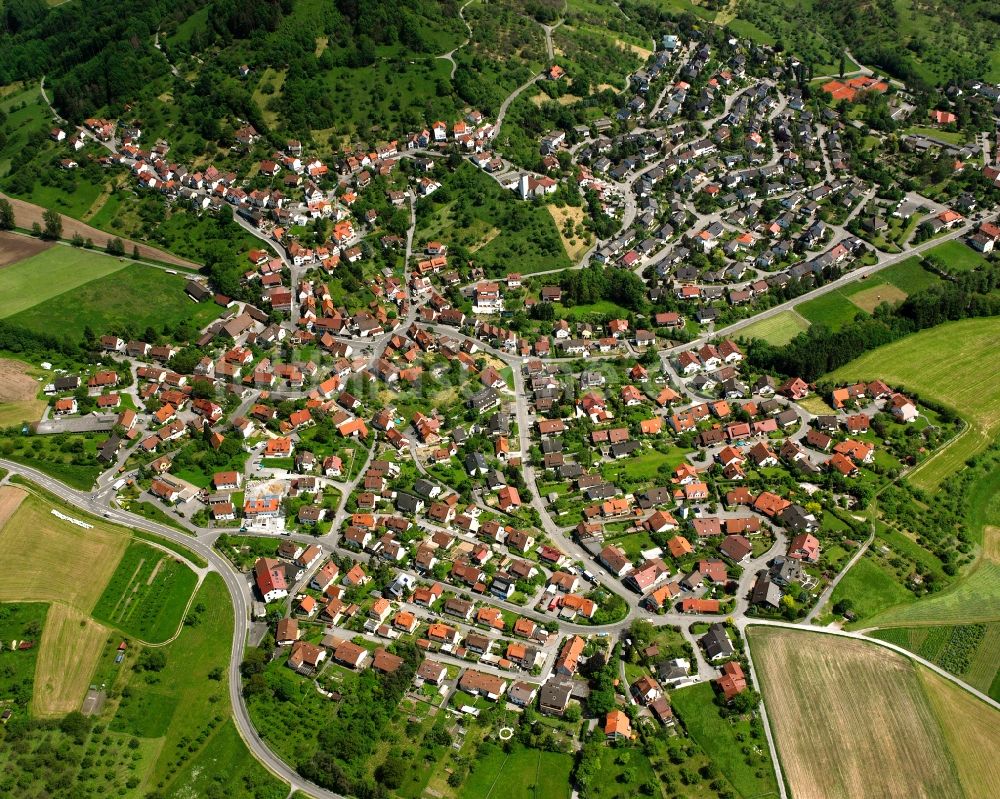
[0,491,127,612]
[920,668,1000,796]
[748,627,1000,799]
[32,603,109,717]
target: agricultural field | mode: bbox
[737,309,810,345]
[31,604,108,717]
[0,230,51,268]
[796,259,939,329]
[0,357,46,428]
[828,318,1000,489]
[7,263,223,340]
[749,627,1000,799]
[919,667,1000,797]
[0,487,127,612]
[91,542,199,644]
[871,623,1000,700]
[849,283,906,313]
[0,245,129,319]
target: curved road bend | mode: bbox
[0,459,339,799]
[3,438,997,797]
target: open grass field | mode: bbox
[877,257,941,293]
[749,627,994,799]
[738,309,810,345]
[0,356,46,427]
[122,573,290,798]
[7,263,223,339]
[796,259,940,329]
[903,126,968,146]
[163,718,288,799]
[600,446,690,484]
[0,245,128,318]
[32,603,109,716]
[796,290,862,330]
[827,318,1000,489]
[925,239,988,273]
[871,623,1000,700]
[0,488,127,611]
[91,542,199,644]
[829,554,914,622]
[0,231,51,268]
[671,680,779,798]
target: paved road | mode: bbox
[697,222,974,347]
[437,0,475,79]
[0,459,338,799]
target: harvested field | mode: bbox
[32,603,108,717]
[0,485,27,529]
[0,191,198,269]
[548,204,589,261]
[849,283,907,313]
[920,668,1000,795]
[0,358,46,427]
[0,492,127,612]
[750,627,967,799]
[0,231,51,268]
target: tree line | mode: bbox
[746,262,1000,381]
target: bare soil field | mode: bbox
[849,283,908,313]
[0,231,51,268]
[548,204,589,261]
[0,357,46,427]
[0,192,199,269]
[0,485,27,529]
[32,603,108,717]
[750,627,966,799]
[920,667,1000,796]
[0,493,127,612]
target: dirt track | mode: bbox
[0,192,199,269]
